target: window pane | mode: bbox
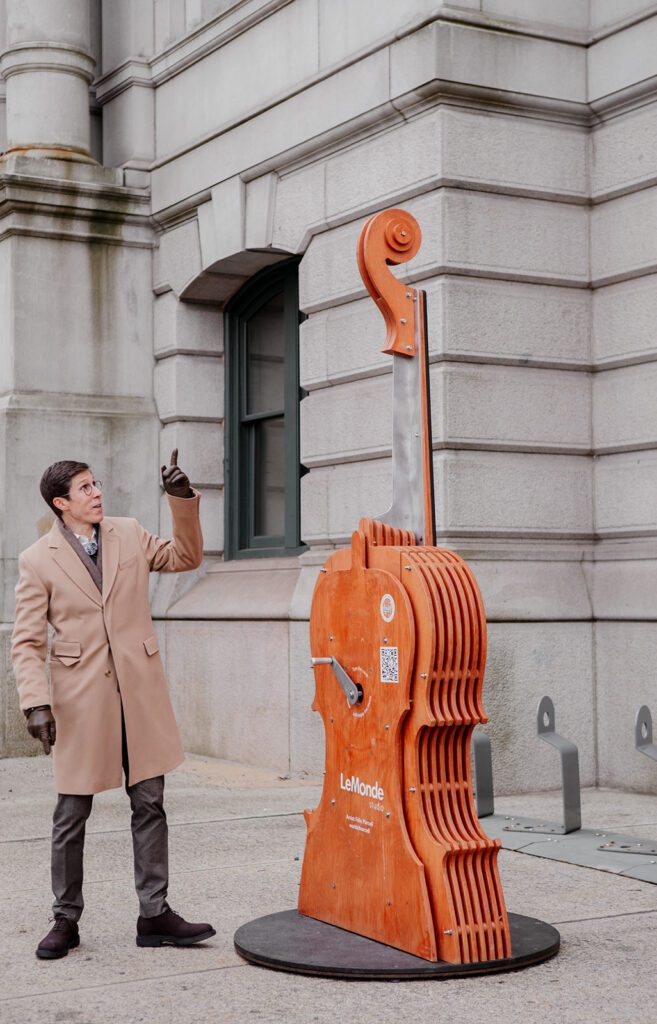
[246,292,285,415]
[253,416,285,537]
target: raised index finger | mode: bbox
[170,448,178,467]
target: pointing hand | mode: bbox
[161,448,193,498]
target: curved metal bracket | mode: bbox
[472,728,494,819]
[504,696,581,836]
[536,696,581,834]
[357,209,421,357]
[636,705,657,762]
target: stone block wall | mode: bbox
[289,104,594,791]
[587,51,657,789]
[4,0,657,793]
[0,159,159,758]
[124,0,657,790]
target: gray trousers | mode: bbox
[51,704,169,922]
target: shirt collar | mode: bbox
[73,527,98,552]
[73,526,97,541]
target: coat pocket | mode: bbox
[143,635,159,657]
[52,640,82,667]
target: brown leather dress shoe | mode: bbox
[36,916,80,960]
[136,908,216,947]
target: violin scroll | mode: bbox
[357,209,422,357]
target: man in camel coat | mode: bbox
[12,452,216,959]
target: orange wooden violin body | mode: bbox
[298,210,511,964]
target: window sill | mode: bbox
[166,553,315,620]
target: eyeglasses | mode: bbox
[64,480,103,498]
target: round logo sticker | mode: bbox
[380,593,396,623]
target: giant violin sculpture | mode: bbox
[298,209,511,964]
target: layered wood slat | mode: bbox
[298,207,511,964]
[299,521,511,963]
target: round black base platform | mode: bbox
[234,910,559,980]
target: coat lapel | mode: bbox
[49,522,103,608]
[100,520,119,603]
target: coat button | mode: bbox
[105,670,112,677]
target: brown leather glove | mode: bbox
[161,447,193,499]
[26,707,56,755]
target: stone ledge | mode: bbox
[166,556,310,621]
[0,392,156,417]
[0,154,148,201]
[152,550,623,623]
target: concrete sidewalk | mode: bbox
[1,756,656,1024]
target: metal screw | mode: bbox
[320,567,327,573]
[409,786,416,793]
[331,882,336,889]
[406,345,412,351]
[400,318,407,324]
[386,812,390,818]
[329,635,334,641]
[384,723,390,730]
[406,292,411,298]
[420,673,428,679]
[404,565,412,571]
[387,900,392,907]
[331,799,335,805]
[383,637,388,643]
[443,929,453,935]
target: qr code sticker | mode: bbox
[380,646,399,684]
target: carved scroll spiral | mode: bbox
[357,209,422,357]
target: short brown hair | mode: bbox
[40,461,90,520]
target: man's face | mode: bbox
[54,470,103,526]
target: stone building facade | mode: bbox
[2,0,657,794]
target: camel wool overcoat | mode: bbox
[11,491,203,795]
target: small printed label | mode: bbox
[346,813,374,835]
[380,646,399,683]
[380,593,396,623]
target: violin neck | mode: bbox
[416,289,436,547]
[375,288,436,547]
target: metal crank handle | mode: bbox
[311,657,363,707]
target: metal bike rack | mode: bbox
[595,706,657,857]
[478,699,657,882]
[503,696,582,836]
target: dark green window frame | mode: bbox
[224,258,306,560]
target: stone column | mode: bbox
[0,0,95,161]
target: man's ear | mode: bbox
[52,497,67,514]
